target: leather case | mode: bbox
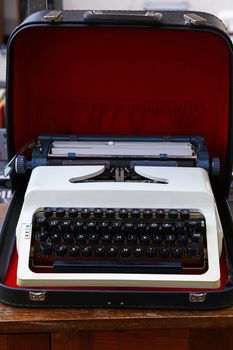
[1,10,233,308]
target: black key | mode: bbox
[68,246,80,256]
[162,223,172,234]
[149,222,160,234]
[63,233,73,244]
[159,247,170,258]
[111,221,122,234]
[191,232,203,243]
[119,208,128,219]
[168,209,178,219]
[38,231,48,241]
[188,220,199,231]
[120,247,131,257]
[68,208,78,218]
[73,221,83,233]
[35,216,46,227]
[146,247,156,258]
[98,221,109,234]
[164,234,176,244]
[60,220,71,231]
[178,234,189,245]
[139,234,150,245]
[81,208,91,218]
[76,233,87,244]
[171,247,183,258]
[124,222,134,234]
[136,223,147,234]
[131,208,141,219]
[105,208,115,218]
[47,219,59,230]
[95,247,105,257]
[86,221,97,234]
[156,209,165,219]
[180,209,190,220]
[114,234,125,244]
[44,207,53,218]
[40,242,52,256]
[133,247,144,257]
[56,244,67,256]
[101,233,112,243]
[82,246,93,257]
[56,207,65,218]
[143,209,153,219]
[89,233,99,244]
[49,232,61,243]
[152,233,163,245]
[107,247,118,257]
[186,243,199,257]
[94,208,103,218]
[127,234,138,244]
[174,221,185,234]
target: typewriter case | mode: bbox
[1,9,233,308]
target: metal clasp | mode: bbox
[189,292,206,303]
[29,291,46,301]
[44,11,62,22]
[184,13,207,26]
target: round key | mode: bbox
[146,247,156,258]
[49,232,61,243]
[68,246,80,256]
[156,209,165,219]
[159,247,170,258]
[35,216,46,227]
[171,247,183,258]
[40,242,52,256]
[178,234,189,245]
[152,233,163,245]
[44,207,53,218]
[55,207,65,218]
[82,246,92,257]
[180,209,190,220]
[120,247,131,257]
[95,247,105,257]
[175,221,185,234]
[94,208,103,218]
[165,234,176,244]
[191,232,202,243]
[101,233,112,243]
[127,234,137,244]
[63,233,73,244]
[186,243,200,257]
[89,233,99,244]
[188,220,198,231]
[168,209,178,219]
[81,208,90,218]
[105,208,115,218]
[107,247,118,257]
[47,219,59,230]
[133,247,144,257]
[131,208,141,219]
[119,208,128,219]
[124,222,134,234]
[140,234,150,245]
[98,221,109,234]
[56,244,67,256]
[162,223,172,234]
[111,221,121,234]
[136,223,147,234]
[73,221,83,233]
[68,208,78,218]
[114,234,124,245]
[60,220,71,231]
[149,223,160,234]
[86,221,97,234]
[38,231,48,241]
[143,209,153,219]
[76,233,87,244]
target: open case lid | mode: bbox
[5,10,233,194]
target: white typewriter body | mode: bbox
[16,165,223,289]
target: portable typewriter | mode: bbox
[13,135,223,289]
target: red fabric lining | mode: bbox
[7,26,231,290]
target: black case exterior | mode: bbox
[1,10,233,308]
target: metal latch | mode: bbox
[189,292,206,303]
[184,13,207,26]
[29,291,46,301]
[44,11,62,22]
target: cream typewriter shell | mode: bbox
[16,166,223,289]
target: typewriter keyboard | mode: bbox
[30,207,207,274]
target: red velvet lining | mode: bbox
[7,26,231,290]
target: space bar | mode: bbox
[53,260,182,274]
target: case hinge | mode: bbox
[43,11,62,23]
[29,291,46,301]
[189,292,206,303]
[184,13,207,26]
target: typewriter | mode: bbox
[13,135,223,289]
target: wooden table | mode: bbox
[0,203,233,350]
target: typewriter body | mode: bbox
[15,135,223,289]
